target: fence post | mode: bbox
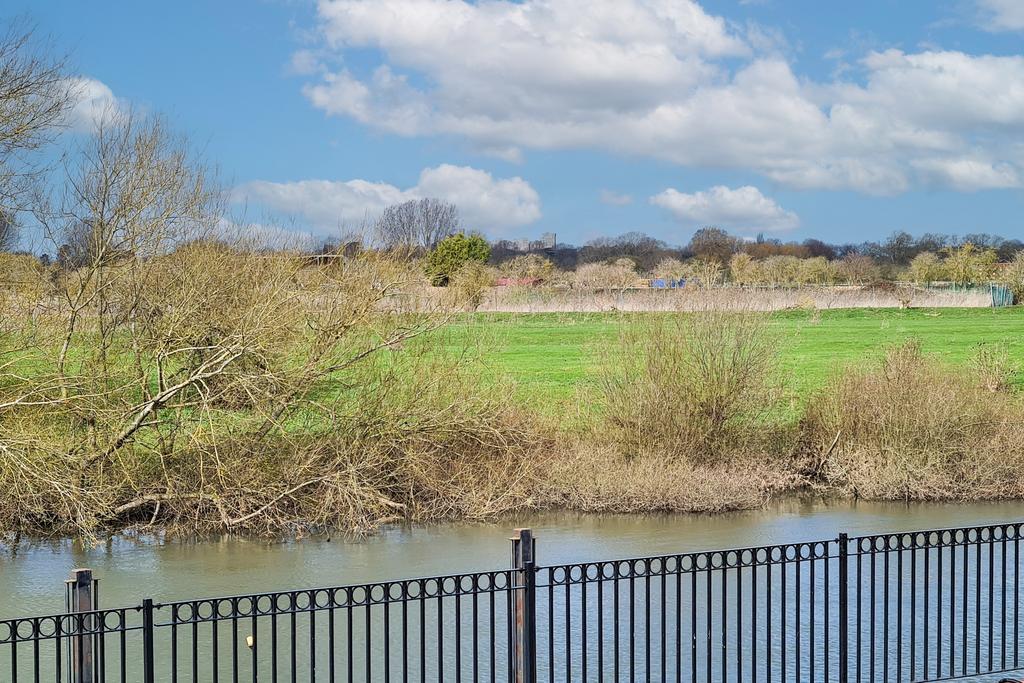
[510,528,537,683]
[838,533,849,683]
[141,599,155,683]
[68,568,95,683]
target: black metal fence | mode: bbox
[3,520,1024,682]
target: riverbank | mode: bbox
[3,296,1024,538]
[5,497,1024,617]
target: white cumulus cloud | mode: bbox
[66,77,126,132]
[297,0,1024,195]
[235,164,541,235]
[650,185,799,232]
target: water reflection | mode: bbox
[3,497,1024,618]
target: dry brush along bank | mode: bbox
[0,242,548,537]
[5,250,1024,541]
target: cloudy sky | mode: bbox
[22,0,1024,245]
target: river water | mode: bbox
[3,497,1024,618]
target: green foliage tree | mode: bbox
[426,233,491,286]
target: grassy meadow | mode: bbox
[443,307,1024,415]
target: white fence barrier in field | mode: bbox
[473,284,998,313]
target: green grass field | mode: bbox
[442,308,1024,414]
[16,307,1024,421]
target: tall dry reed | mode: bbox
[802,341,1024,499]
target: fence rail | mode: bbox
[3,521,1024,682]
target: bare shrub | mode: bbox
[500,254,554,281]
[537,443,780,513]
[121,343,542,534]
[573,260,636,289]
[728,252,757,285]
[0,242,545,537]
[683,257,723,287]
[760,255,801,286]
[0,252,44,297]
[837,254,880,284]
[943,243,998,286]
[653,257,686,280]
[448,260,495,311]
[802,340,1024,500]
[909,251,945,285]
[597,310,782,462]
[1001,250,1024,302]
[970,342,1015,393]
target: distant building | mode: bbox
[498,233,558,253]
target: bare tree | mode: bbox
[688,227,738,263]
[0,110,510,536]
[375,198,460,251]
[0,207,15,251]
[36,110,223,384]
[0,18,72,212]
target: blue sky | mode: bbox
[16,0,1024,246]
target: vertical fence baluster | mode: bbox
[781,552,787,683]
[897,542,903,683]
[582,568,588,682]
[1016,526,1021,671]
[883,545,889,682]
[838,533,849,683]
[631,566,636,683]
[142,599,155,683]
[689,566,696,683]
[950,539,956,678]
[1003,530,1008,671]
[870,542,876,683]
[766,558,772,683]
[752,558,758,683]
[962,535,968,678]
[989,535,995,670]
[674,561,680,683]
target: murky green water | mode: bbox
[3,497,1024,617]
